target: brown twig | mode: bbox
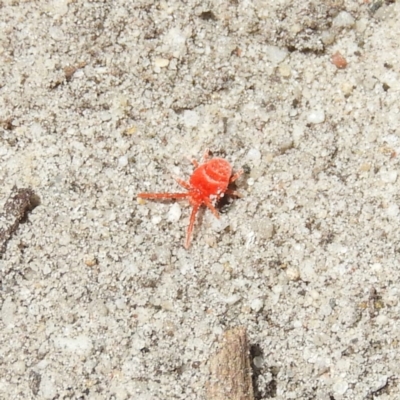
[207,327,255,400]
[0,187,38,256]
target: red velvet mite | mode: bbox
[138,150,243,248]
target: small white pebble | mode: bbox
[223,295,241,305]
[152,215,162,225]
[372,376,388,392]
[154,58,170,68]
[371,263,382,272]
[387,204,399,217]
[272,285,283,294]
[253,356,263,369]
[114,298,126,311]
[53,335,93,356]
[376,315,389,325]
[1,297,17,326]
[340,82,353,96]
[211,263,224,275]
[374,4,394,20]
[251,218,274,240]
[49,26,64,41]
[246,148,261,165]
[355,18,368,33]
[307,110,325,124]
[114,387,128,400]
[321,30,336,45]
[40,374,57,399]
[300,260,317,281]
[59,233,71,246]
[320,303,332,317]
[204,234,217,248]
[165,28,187,57]
[292,125,304,142]
[182,110,199,128]
[250,298,264,312]
[286,266,300,281]
[380,169,397,183]
[12,360,26,375]
[332,379,349,395]
[264,45,288,66]
[290,23,302,34]
[313,333,329,347]
[336,357,350,371]
[333,11,355,29]
[293,320,302,328]
[278,64,291,77]
[247,178,255,186]
[99,111,112,121]
[167,203,181,222]
[211,215,229,232]
[331,323,339,332]
[49,0,69,16]
[118,155,128,167]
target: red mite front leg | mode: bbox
[139,191,200,249]
[138,179,197,248]
[230,169,243,183]
[137,192,189,200]
[225,169,244,198]
[185,203,200,249]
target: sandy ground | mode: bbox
[1,1,400,399]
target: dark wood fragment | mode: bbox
[0,187,38,256]
[207,327,255,400]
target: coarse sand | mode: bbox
[1,1,400,399]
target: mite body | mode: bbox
[138,150,242,248]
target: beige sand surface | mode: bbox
[1,1,400,399]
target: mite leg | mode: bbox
[188,149,209,168]
[185,154,199,168]
[225,189,243,198]
[202,148,210,162]
[185,203,200,249]
[138,192,189,200]
[229,169,243,183]
[204,198,220,219]
[190,159,199,168]
[174,177,191,190]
